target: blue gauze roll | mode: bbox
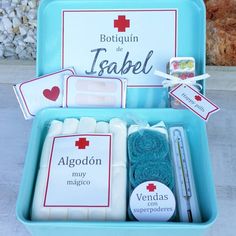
[128,127,175,221]
[128,129,169,163]
[130,160,174,191]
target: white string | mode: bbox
[154,70,210,91]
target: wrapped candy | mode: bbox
[168,57,195,109]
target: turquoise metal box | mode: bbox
[16,108,217,236]
[16,0,217,235]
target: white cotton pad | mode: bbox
[62,118,89,220]
[105,166,127,221]
[75,94,117,107]
[31,168,49,220]
[88,121,109,221]
[78,117,97,133]
[40,120,63,168]
[95,122,109,133]
[67,118,96,221]
[109,118,127,166]
[48,206,68,221]
[76,79,117,93]
[32,117,127,221]
[49,118,80,220]
[62,118,79,134]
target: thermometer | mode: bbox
[169,127,201,223]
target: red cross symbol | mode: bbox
[146,183,157,192]
[75,138,90,149]
[194,95,202,102]
[114,15,130,32]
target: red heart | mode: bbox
[195,95,202,101]
[43,86,60,101]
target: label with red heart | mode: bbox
[13,68,75,119]
[169,84,220,121]
[43,86,60,101]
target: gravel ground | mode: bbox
[0,0,235,66]
[0,0,39,60]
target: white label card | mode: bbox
[130,181,176,221]
[44,134,112,207]
[169,84,220,121]
[13,68,75,119]
[62,9,177,87]
[63,75,126,108]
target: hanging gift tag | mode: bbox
[169,84,220,121]
[44,134,112,207]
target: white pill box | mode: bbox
[16,0,217,235]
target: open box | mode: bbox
[16,108,217,236]
[16,0,217,235]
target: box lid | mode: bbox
[37,0,206,108]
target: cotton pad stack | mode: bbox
[31,117,127,221]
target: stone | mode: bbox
[22,16,28,24]
[19,25,28,36]
[12,0,21,4]
[0,33,7,43]
[0,45,4,57]
[205,0,236,66]
[15,45,25,54]
[8,10,16,18]
[28,0,37,9]
[12,17,21,28]
[0,0,38,59]
[4,47,15,57]
[29,20,37,27]
[18,39,26,47]
[2,17,13,34]
[0,21,5,31]
[27,9,37,20]
[15,7,23,18]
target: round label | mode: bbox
[129,181,176,221]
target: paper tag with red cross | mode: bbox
[169,84,220,121]
[62,9,177,87]
[129,181,176,221]
[44,134,112,207]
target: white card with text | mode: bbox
[62,9,177,87]
[13,68,75,119]
[63,75,127,108]
[169,84,220,121]
[44,134,112,207]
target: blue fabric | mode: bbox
[130,160,174,190]
[128,129,169,163]
[128,129,174,191]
